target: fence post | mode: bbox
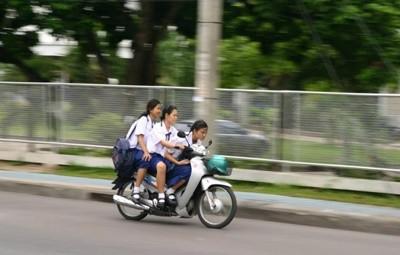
[48,85,61,152]
[26,85,36,152]
[59,84,64,144]
[294,93,302,162]
[279,92,286,171]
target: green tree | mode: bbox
[157,31,195,86]
[220,36,268,88]
[3,0,400,92]
[36,0,188,85]
[224,0,400,92]
[125,0,184,85]
[35,0,135,83]
[156,32,270,89]
[0,0,48,81]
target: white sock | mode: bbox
[166,188,175,195]
[133,187,140,193]
[158,192,165,199]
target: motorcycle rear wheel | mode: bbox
[197,185,237,229]
[116,181,148,221]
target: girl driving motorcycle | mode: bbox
[164,120,208,204]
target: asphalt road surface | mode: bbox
[0,191,399,255]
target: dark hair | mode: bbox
[161,105,177,121]
[190,119,208,132]
[138,99,160,118]
[146,99,161,114]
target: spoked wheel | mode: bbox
[116,181,148,221]
[197,185,237,229]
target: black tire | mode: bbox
[196,186,237,229]
[116,182,148,221]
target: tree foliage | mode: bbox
[0,0,47,81]
[224,0,400,92]
[35,0,136,83]
[157,31,195,86]
[1,1,400,92]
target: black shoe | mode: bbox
[167,193,177,206]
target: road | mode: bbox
[0,191,399,255]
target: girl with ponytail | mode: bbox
[127,99,161,201]
[164,120,208,204]
[146,105,188,207]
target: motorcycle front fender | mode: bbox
[201,177,232,191]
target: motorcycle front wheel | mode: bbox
[116,181,148,221]
[197,185,237,229]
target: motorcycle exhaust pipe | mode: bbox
[113,195,150,211]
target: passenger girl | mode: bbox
[127,99,161,201]
[146,105,187,207]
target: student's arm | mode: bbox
[161,129,185,150]
[150,126,185,150]
[134,116,151,159]
[137,135,151,161]
[160,139,185,150]
[164,152,190,165]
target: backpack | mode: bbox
[111,123,137,177]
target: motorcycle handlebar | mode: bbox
[178,146,206,160]
[190,151,206,157]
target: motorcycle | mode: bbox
[112,131,237,229]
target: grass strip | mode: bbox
[52,165,400,209]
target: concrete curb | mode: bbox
[1,176,400,236]
[0,177,113,201]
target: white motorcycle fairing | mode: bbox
[201,177,232,190]
[175,156,206,210]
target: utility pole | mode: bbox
[194,0,223,149]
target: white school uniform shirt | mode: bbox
[126,115,154,149]
[169,132,202,158]
[147,121,178,156]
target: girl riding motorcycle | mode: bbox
[146,105,186,207]
[164,120,208,205]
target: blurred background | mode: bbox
[2,0,400,90]
[1,0,400,172]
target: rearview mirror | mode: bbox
[177,130,186,138]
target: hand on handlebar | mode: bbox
[174,144,186,150]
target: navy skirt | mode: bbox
[166,164,192,187]
[132,148,150,170]
[148,153,173,176]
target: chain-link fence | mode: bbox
[1,82,400,171]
